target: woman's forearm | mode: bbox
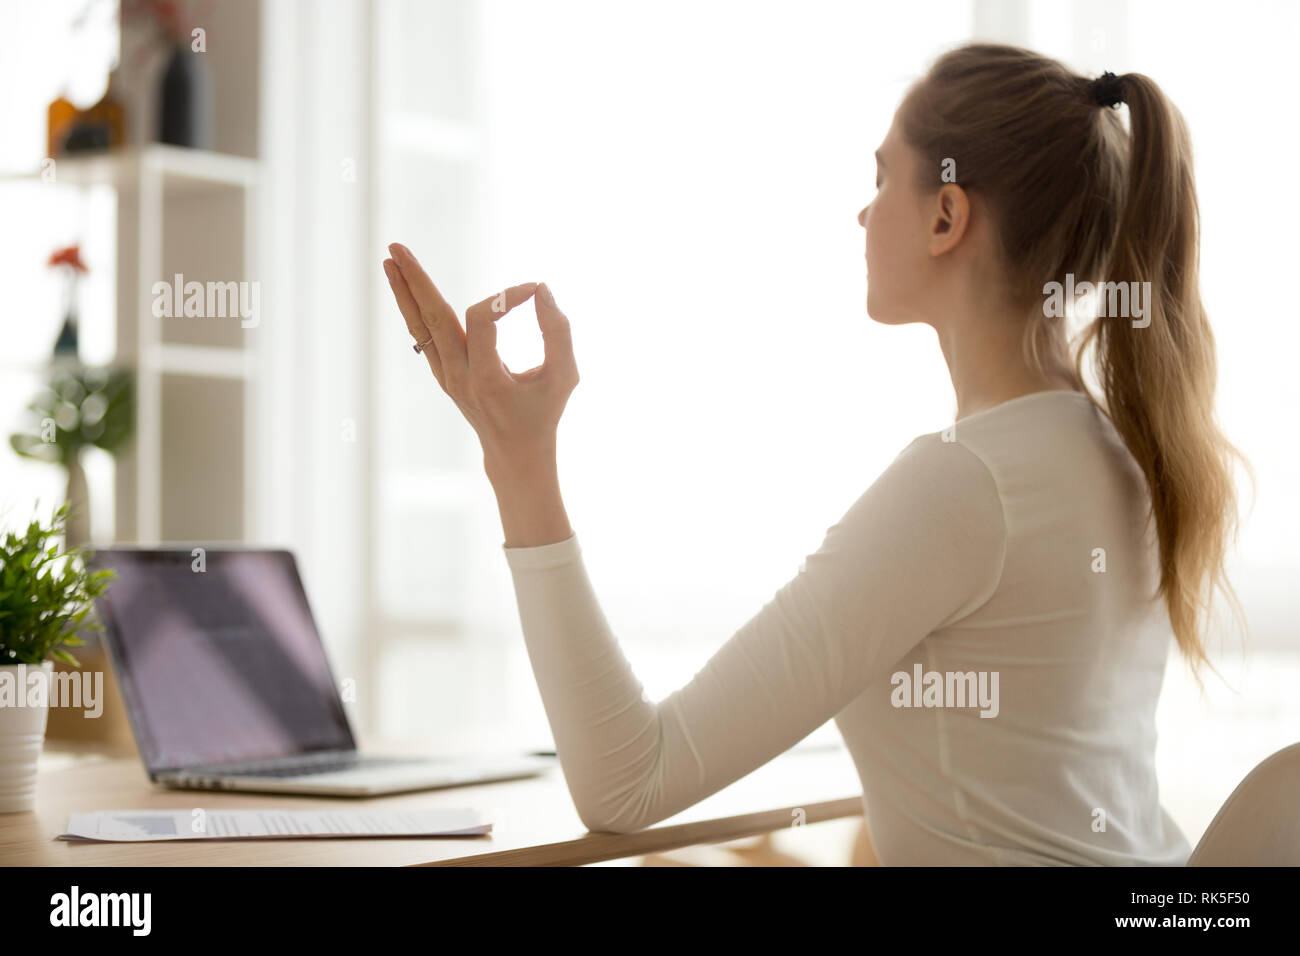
[485,447,574,548]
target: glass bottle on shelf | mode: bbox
[49,67,129,156]
[46,88,77,159]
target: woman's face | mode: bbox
[857,112,934,325]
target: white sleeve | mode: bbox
[501,434,1007,833]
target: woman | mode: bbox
[381,41,1243,866]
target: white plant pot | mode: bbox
[0,661,54,813]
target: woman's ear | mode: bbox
[928,183,971,257]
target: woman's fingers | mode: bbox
[383,258,446,389]
[383,248,578,447]
[465,283,539,387]
[535,283,579,387]
[388,243,469,392]
[466,283,539,324]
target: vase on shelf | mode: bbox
[158,43,212,149]
[63,454,91,550]
[52,317,78,358]
[48,68,129,157]
[46,91,77,159]
[48,244,86,360]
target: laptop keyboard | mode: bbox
[196,753,433,779]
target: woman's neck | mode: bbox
[934,312,1075,420]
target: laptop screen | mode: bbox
[89,549,356,773]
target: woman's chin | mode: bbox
[865,293,894,324]
[865,303,913,326]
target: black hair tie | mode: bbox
[1091,71,1125,108]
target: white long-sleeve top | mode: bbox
[502,389,1192,865]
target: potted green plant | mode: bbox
[9,364,134,549]
[0,503,115,813]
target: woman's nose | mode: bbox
[857,204,869,227]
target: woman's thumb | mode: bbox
[536,283,578,380]
[538,282,561,314]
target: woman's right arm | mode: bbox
[503,433,1008,833]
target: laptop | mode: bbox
[89,546,552,796]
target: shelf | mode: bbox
[0,345,251,380]
[149,344,252,379]
[0,358,121,374]
[0,144,259,194]
[2,141,261,546]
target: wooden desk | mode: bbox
[2,744,864,866]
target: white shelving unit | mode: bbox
[4,144,261,545]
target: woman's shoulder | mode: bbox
[856,390,1136,530]
[858,425,1005,528]
[935,389,1114,472]
[918,388,1148,520]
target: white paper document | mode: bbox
[58,808,492,842]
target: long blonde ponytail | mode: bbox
[1073,70,1246,683]
[900,43,1247,683]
